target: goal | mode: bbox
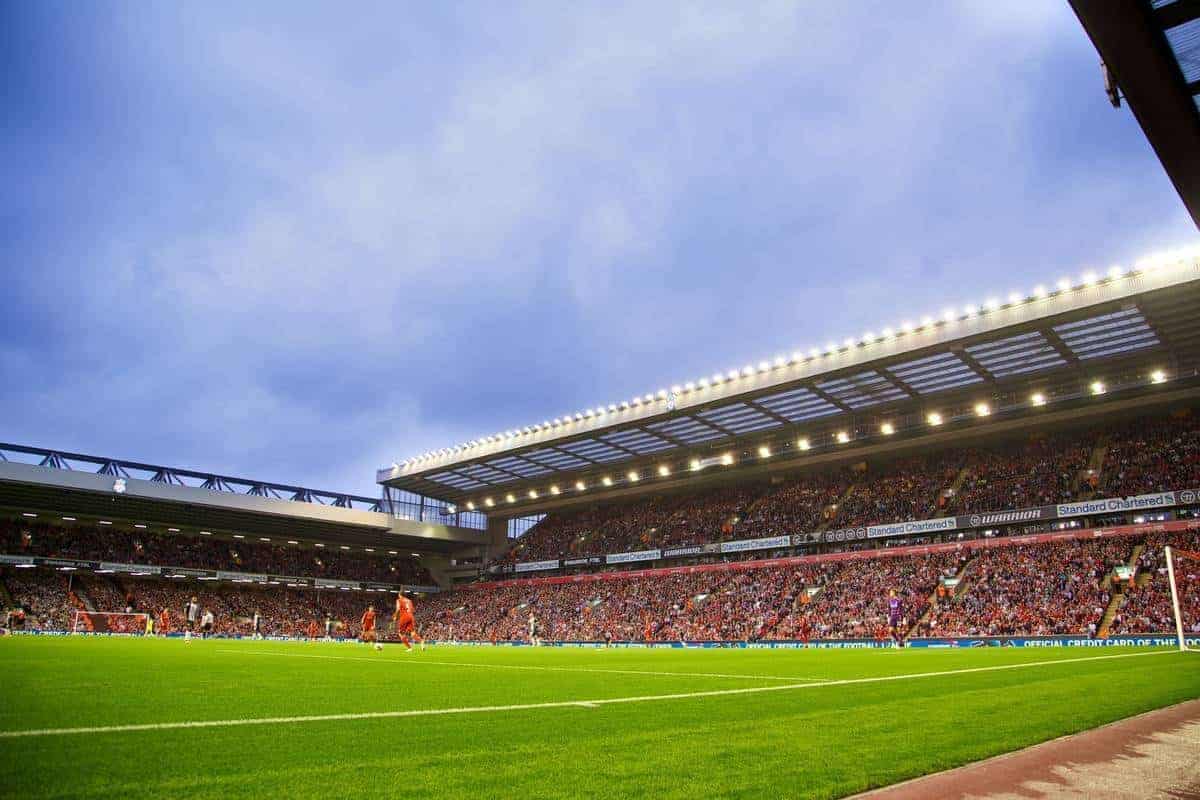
[71,611,149,635]
[1166,546,1199,652]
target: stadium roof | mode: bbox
[0,445,485,553]
[1070,0,1200,228]
[380,250,1200,512]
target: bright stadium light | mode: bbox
[548,485,560,496]
[658,464,670,477]
[900,321,913,333]
[697,377,709,388]
[1090,380,1106,396]
[809,347,820,359]
[825,342,836,354]
[466,501,476,511]
[1081,271,1097,286]
[983,298,998,312]
[720,452,734,466]
[528,490,538,499]
[485,497,495,507]
[727,370,739,381]
[506,493,516,504]
[1008,291,1022,305]
[942,308,956,323]
[927,411,943,426]
[797,438,810,451]
[842,338,855,349]
[1151,369,1167,384]
[1033,285,1047,299]
[880,422,895,435]
[742,366,755,377]
[1031,392,1047,407]
[974,402,991,417]
[774,356,787,368]
[602,476,613,487]
[1108,266,1122,281]
[575,481,586,492]
[757,445,771,459]
[690,458,702,471]
[1056,278,1071,292]
[836,431,850,444]
[758,361,770,373]
[627,470,640,482]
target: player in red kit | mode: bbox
[393,592,425,652]
[361,606,380,649]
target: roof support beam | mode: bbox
[1070,0,1200,228]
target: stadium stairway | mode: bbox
[909,554,978,639]
[1074,436,1111,499]
[71,583,98,613]
[937,466,973,517]
[1098,543,1143,637]
[820,485,858,531]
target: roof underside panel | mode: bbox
[1053,308,1161,361]
[558,439,629,463]
[966,331,1068,378]
[425,471,487,490]
[755,386,841,421]
[600,428,675,454]
[889,351,984,394]
[485,456,553,478]
[646,416,727,444]
[697,403,783,434]
[522,448,592,470]
[816,370,908,409]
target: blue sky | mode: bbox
[2,2,1196,497]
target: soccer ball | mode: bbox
[374,643,383,651]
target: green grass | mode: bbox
[0,637,1197,799]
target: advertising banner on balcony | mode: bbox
[1056,491,1177,519]
[718,535,791,553]
[866,516,959,539]
[606,549,661,564]
[661,546,703,558]
[514,560,561,573]
[955,506,1055,528]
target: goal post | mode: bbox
[71,611,150,635]
[1166,545,1198,652]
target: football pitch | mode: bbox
[1,638,1197,799]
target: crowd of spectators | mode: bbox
[1,568,396,639]
[1100,416,1200,498]
[919,537,1130,637]
[1109,531,1200,635]
[501,413,1199,565]
[0,520,432,585]
[5,530,1193,641]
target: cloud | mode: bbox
[1,1,1196,497]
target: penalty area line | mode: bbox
[0,649,1177,740]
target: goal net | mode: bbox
[71,611,149,635]
[1166,546,1200,652]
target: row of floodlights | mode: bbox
[457,370,1169,511]
[396,248,1197,469]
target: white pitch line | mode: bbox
[0,650,1177,740]
[215,648,827,682]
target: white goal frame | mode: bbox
[1165,546,1194,652]
[71,610,150,635]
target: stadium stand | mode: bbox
[500,413,1200,565]
[0,520,433,585]
[4,412,1199,642]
